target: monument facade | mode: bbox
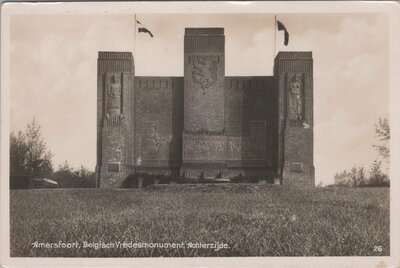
[96,28,314,188]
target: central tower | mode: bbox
[181,28,227,179]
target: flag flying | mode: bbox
[137,20,153,38]
[277,20,289,46]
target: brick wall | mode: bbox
[133,77,183,174]
[224,76,275,169]
[132,75,276,176]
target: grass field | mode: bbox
[10,184,389,257]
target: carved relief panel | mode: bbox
[105,73,124,126]
[185,54,224,132]
[287,72,304,120]
[142,121,160,161]
[106,127,125,172]
[226,137,242,160]
[190,55,218,94]
[183,135,226,161]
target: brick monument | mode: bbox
[96,28,314,188]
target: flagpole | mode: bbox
[274,14,277,58]
[134,14,137,59]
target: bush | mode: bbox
[334,166,366,187]
[52,162,95,188]
[334,160,388,187]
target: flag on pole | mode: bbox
[277,20,289,46]
[137,20,154,38]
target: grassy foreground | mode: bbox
[10,184,389,257]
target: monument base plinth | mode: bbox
[96,165,131,188]
[180,161,228,180]
[281,161,315,188]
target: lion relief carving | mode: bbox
[191,56,217,94]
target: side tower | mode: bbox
[181,28,227,179]
[96,52,134,188]
[274,52,314,187]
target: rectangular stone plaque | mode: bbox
[290,162,304,173]
[108,162,122,172]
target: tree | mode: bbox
[10,118,53,178]
[10,131,29,175]
[355,167,366,186]
[369,160,387,185]
[373,117,390,160]
[333,117,390,187]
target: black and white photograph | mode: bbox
[1,1,399,267]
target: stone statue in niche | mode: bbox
[288,73,303,120]
[106,74,124,126]
[191,56,217,94]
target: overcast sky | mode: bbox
[9,13,388,185]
